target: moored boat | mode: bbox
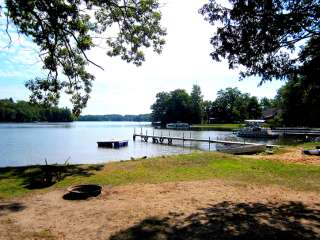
[236,120,279,139]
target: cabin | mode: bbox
[262,108,282,120]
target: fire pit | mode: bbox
[64,184,102,200]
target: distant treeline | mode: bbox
[79,114,151,122]
[0,99,74,122]
[151,86,262,125]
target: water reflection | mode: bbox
[0,122,293,167]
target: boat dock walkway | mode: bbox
[271,128,320,137]
[133,132,277,148]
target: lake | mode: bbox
[0,121,278,167]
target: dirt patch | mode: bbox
[0,180,319,240]
[253,147,320,165]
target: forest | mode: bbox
[151,82,320,128]
[151,85,262,125]
[0,99,74,122]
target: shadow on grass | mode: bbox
[0,202,26,216]
[109,201,320,240]
[0,164,104,190]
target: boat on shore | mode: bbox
[166,123,190,130]
[236,120,279,139]
[303,149,320,156]
[216,144,266,155]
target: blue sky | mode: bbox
[0,0,284,115]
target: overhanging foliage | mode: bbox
[1,0,166,116]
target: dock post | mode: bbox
[209,137,211,151]
[183,132,185,147]
[133,128,136,141]
[140,127,142,135]
[169,131,170,137]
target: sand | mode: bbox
[254,147,320,165]
[1,179,319,240]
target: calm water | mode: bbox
[0,122,279,167]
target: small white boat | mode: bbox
[217,144,266,155]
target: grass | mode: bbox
[1,150,320,199]
[286,141,320,148]
[191,123,244,131]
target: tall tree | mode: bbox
[260,97,275,111]
[190,85,203,124]
[275,37,320,127]
[151,89,194,124]
[202,100,213,123]
[247,96,262,119]
[151,92,170,124]
[166,89,192,124]
[212,87,262,123]
[200,0,320,83]
[1,0,166,116]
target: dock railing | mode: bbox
[133,128,277,149]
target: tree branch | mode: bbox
[5,15,12,47]
[65,29,104,70]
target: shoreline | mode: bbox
[1,141,318,169]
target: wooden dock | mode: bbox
[97,140,128,148]
[133,133,277,148]
[271,128,320,137]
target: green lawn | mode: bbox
[286,141,320,148]
[1,151,320,199]
[191,123,243,131]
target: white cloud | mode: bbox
[81,0,284,114]
[0,0,284,114]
